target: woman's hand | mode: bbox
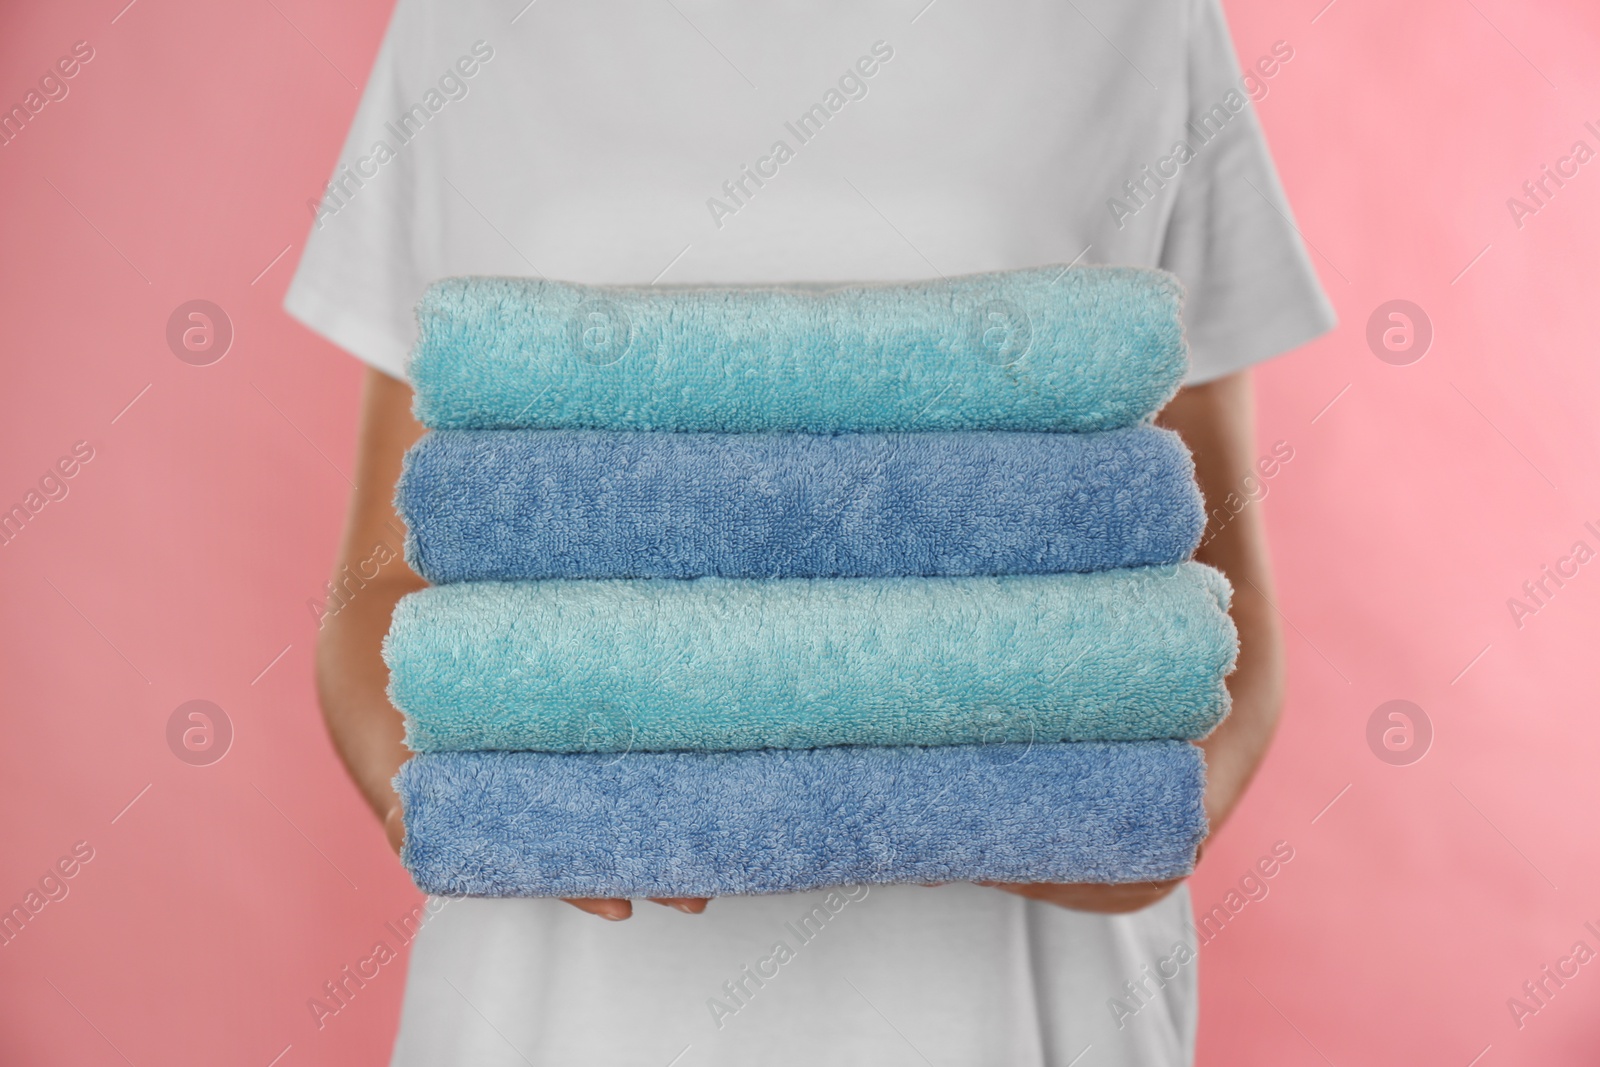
[319,369,710,921]
[980,879,1188,913]
[989,370,1288,914]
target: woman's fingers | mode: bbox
[649,897,710,913]
[383,803,406,856]
[559,897,712,919]
[565,898,634,920]
[980,879,1186,913]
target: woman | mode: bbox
[288,1,1333,1062]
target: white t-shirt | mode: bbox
[286,1,1333,1064]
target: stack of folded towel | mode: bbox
[387,265,1237,899]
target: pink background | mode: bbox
[2,1,1597,1064]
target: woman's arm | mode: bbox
[1171,370,1289,836]
[988,369,1288,912]
[314,368,427,853]
[317,368,706,920]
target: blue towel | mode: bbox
[397,741,1208,897]
[409,266,1186,433]
[398,426,1203,583]
[385,565,1236,753]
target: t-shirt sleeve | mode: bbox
[282,4,433,382]
[1161,0,1336,383]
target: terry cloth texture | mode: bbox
[398,426,1204,583]
[408,266,1187,433]
[385,565,1237,754]
[397,741,1209,897]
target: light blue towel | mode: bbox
[409,266,1186,432]
[385,565,1236,753]
[397,742,1208,897]
[398,426,1203,583]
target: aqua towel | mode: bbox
[397,741,1208,897]
[385,565,1236,753]
[398,426,1203,583]
[408,266,1186,432]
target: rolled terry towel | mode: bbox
[385,565,1237,753]
[398,426,1204,582]
[408,266,1186,433]
[397,741,1208,897]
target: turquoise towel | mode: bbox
[397,742,1209,896]
[409,266,1186,432]
[385,565,1237,753]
